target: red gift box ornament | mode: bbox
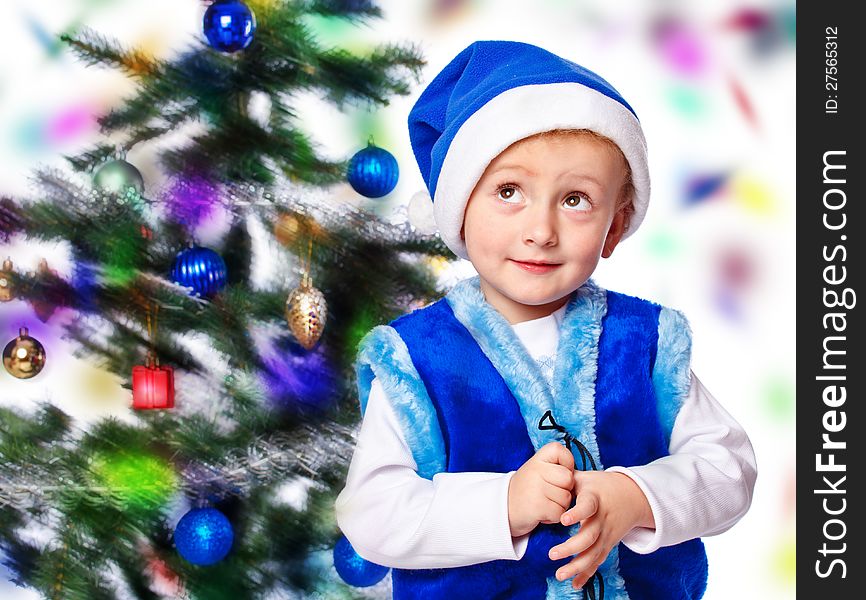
[132,354,175,410]
[133,302,174,409]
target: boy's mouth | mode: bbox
[509,259,562,273]
[510,259,561,266]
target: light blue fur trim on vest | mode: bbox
[446,277,631,600]
[355,325,446,479]
[652,307,693,446]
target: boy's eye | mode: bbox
[563,193,592,211]
[496,185,523,203]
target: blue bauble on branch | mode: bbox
[171,245,227,298]
[333,534,389,587]
[203,0,256,53]
[347,141,399,198]
[174,507,234,566]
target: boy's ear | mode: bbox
[602,211,626,258]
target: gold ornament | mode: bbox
[273,212,326,246]
[3,327,47,379]
[274,213,302,245]
[286,282,327,350]
[0,257,13,302]
[285,238,327,349]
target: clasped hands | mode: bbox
[507,442,654,591]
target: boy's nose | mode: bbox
[522,203,558,247]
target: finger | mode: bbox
[548,519,600,560]
[570,554,607,593]
[572,569,599,593]
[535,441,575,470]
[541,463,575,491]
[555,554,595,585]
[554,539,609,585]
[542,482,573,511]
[561,491,599,526]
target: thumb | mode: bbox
[561,474,599,526]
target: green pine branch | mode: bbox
[59,29,158,77]
[60,1,424,179]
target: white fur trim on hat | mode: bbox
[434,82,650,260]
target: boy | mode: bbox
[335,41,756,599]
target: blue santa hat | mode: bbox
[407,40,650,260]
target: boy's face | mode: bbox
[461,132,627,324]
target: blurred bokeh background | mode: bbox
[1,0,794,598]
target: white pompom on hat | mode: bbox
[407,40,650,260]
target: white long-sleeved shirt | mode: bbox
[335,304,757,569]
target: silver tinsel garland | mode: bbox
[0,423,358,510]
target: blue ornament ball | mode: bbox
[174,508,234,566]
[203,0,256,53]
[171,246,227,298]
[347,142,399,198]
[333,534,389,587]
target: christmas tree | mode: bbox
[1,1,445,597]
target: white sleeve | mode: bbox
[606,371,757,554]
[334,377,531,569]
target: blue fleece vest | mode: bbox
[354,277,708,599]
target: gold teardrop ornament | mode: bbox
[285,283,327,350]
